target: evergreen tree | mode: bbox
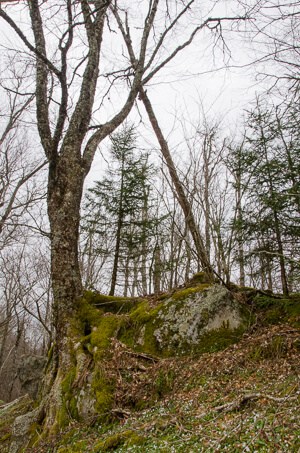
[232,99,300,293]
[82,125,158,296]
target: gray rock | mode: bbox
[9,408,39,453]
[145,285,248,354]
[18,355,47,399]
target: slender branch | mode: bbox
[143,16,248,85]
[52,0,73,150]
[28,0,54,158]
[0,7,61,79]
[0,160,47,235]
[0,95,34,145]
[82,0,160,172]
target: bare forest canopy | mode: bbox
[0,1,299,449]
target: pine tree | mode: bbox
[233,99,300,294]
[82,125,158,296]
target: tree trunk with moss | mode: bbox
[0,1,249,448]
[0,0,155,440]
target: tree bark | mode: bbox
[47,150,84,346]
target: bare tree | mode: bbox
[0,69,50,403]
[0,74,46,248]
[0,243,51,402]
[0,0,249,439]
[241,0,300,94]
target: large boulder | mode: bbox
[17,355,47,399]
[132,285,249,356]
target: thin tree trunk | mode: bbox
[109,156,125,296]
[138,88,213,281]
[259,124,289,295]
[203,135,211,261]
[153,244,162,293]
[131,259,138,297]
[123,255,130,297]
[109,214,123,296]
[141,188,149,294]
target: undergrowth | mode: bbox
[28,323,300,452]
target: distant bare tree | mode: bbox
[0,71,47,249]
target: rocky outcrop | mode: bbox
[134,285,249,355]
[18,355,47,399]
[0,395,33,453]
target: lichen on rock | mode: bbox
[146,285,248,355]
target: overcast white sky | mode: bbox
[0,1,271,188]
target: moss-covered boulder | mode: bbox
[0,395,34,453]
[132,285,249,356]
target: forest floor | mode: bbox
[32,315,300,452]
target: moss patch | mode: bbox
[193,326,246,354]
[117,285,250,358]
[118,300,163,357]
[93,429,146,451]
[254,294,300,327]
[91,368,115,419]
[171,284,211,301]
[88,314,124,359]
[58,368,78,426]
[188,272,214,285]
[0,395,33,453]
[83,291,142,314]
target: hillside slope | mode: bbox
[1,289,300,452]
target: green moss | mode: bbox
[129,300,162,323]
[57,368,78,427]
[83,291,142,314]
[141,322,161,356]
[189,272,213,285]
[119,286,247,358]
[58,426,98,451]
[88,314,123,359]
[157,292,169,301]
[254,294,300,326]
[93,429,146,451]
[118,301,163,356]
[92,368,115,417]
[191,327,246,355]
[74,298,103,335]
[46,343,54,366]
[57,442,87,453]
[0,395,33,452]
[0,432,11,443]
[171,284,210,301]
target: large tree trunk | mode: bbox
[37,149,86,433]
[48,150,84,347]
[0,2,248,449]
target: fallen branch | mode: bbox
[124,350,159,363]
[112,339,159,362]
[111,407,132,418]
[196,391,299,418]
[214,392,299,413]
